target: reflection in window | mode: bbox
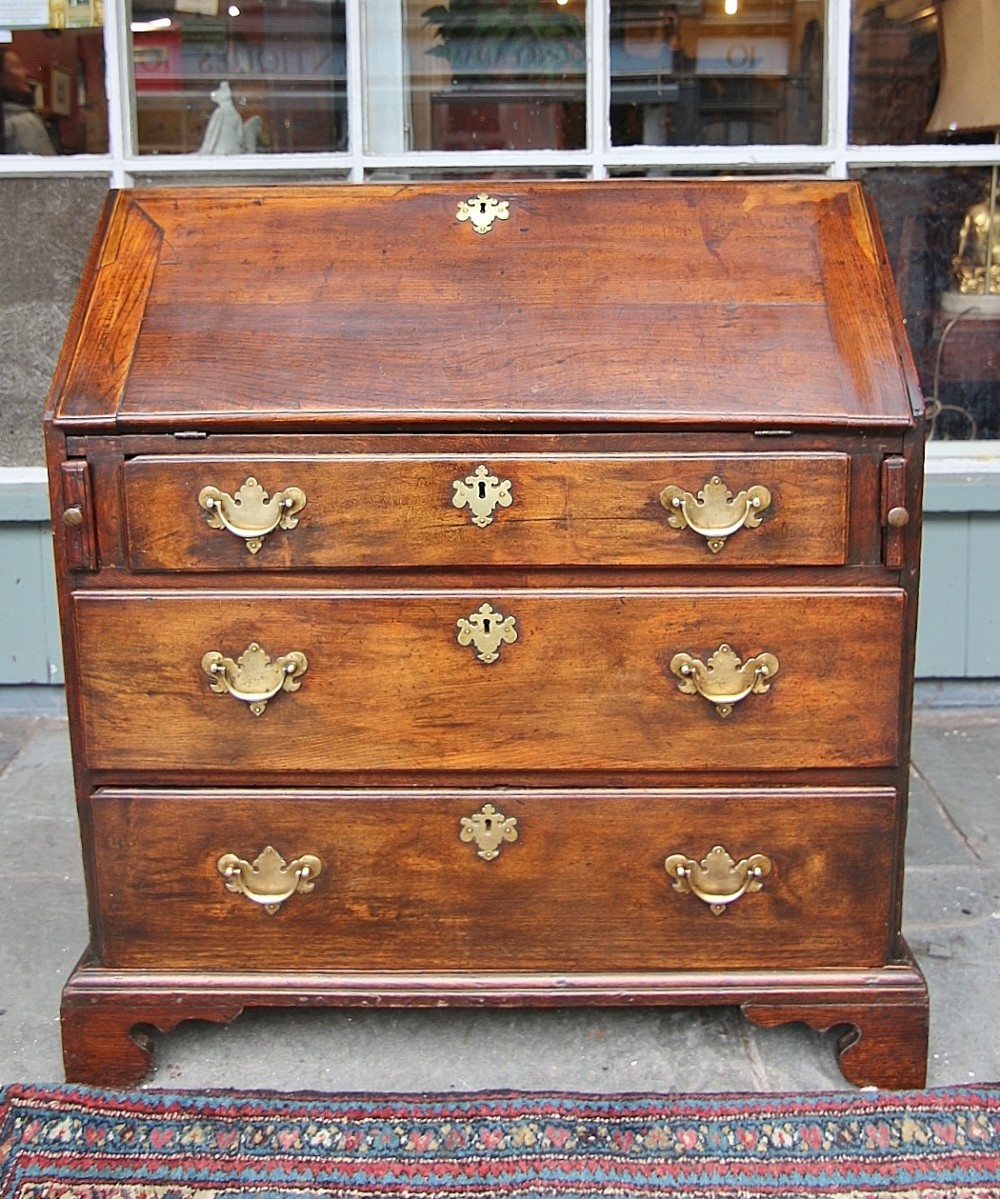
[409,0,586,151]
[609,0,823,147]
[860,168,1000,441]
[131,0,346,154]
[2,29,107,154]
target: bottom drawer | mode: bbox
[89,787,899,972]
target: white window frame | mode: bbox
[4,0,1000,463]
[3,0,999,183]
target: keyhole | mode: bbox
[478,200,488,214]
[483,618,492,634]
[483,817,493,832]
[477,480,487,499]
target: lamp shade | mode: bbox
[927,0,1000,133]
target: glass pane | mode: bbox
[857,166,1000,441]
[850,0,1000,147]
[130,0,346,154]
[850,1,938,145]
[609,0,824,147]
[2,29,108,154]
[398,0,587,153]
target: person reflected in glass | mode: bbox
[2,48,57,154]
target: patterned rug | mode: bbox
[3,1083,1000,1198]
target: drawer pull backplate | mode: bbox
[459,803,519,861]
[217,845,322,915]
[660,475,771,553]
[202,641,308,716]
[664,844,772,915]
[670,643,778,718]
[198,476,307,553]
[452,464,513,528]
[457,602,518,663]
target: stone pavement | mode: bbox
[1,703,998,1093]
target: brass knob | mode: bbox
[887,506,909,528]
[62,506,84,527]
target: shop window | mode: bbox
[406,0,586,152]
[609,0,824,147]
[130,0,346,154]
[860,167,1000,441]
[2,27,107,154]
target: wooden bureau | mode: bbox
[45,180,928,1088]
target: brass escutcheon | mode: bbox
[452,465,513,528]
[659,475,771,553]
[460,803,518,860]
[456,193,510,235]
[202,641,308,715]
[670,643,778,717]
[664,844,772,915]
[457,602,518,663]
[217,845,322,915]
[198,476,307,554]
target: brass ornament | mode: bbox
[456,602,518,664]
[452,464,513,528]
[670,643,778,718]
[664,844,772,916]
[659,475,771,554]
[201,641,308,715]
[198,476,307,554]
[460,803,518,861]
[217,845,322,915]
[456,193,510,235]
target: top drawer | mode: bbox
[122,452,849,571]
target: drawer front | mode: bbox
[90,787,898,972]
[74,588,905,774]
[122,453,850,570]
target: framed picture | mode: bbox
[50,66,73,116]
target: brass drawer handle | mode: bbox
[670,643,778,718]
[659,475,771,553]
[452,464,513,528]
[217,845,322,915]
[198,476,307,554]
[664,844,772,916]
[202,640,308,716]
[457,602,518,663]
[460,803,518,861]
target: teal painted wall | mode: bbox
[0,473,62,687]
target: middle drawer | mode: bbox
[73,587,905,776]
